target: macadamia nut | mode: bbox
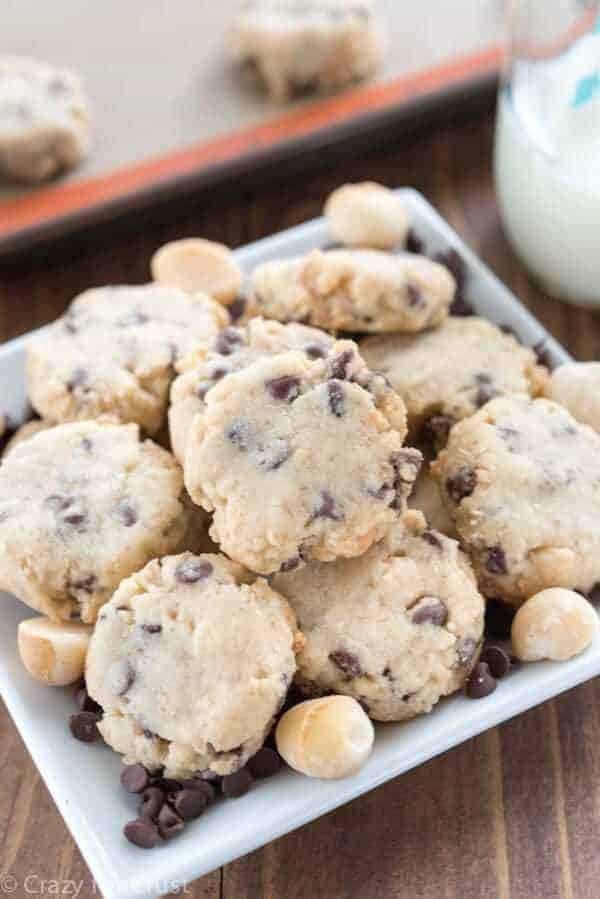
[545,362,600,434]
[511,588,597,662]
[151,238,243,305]
[18,616,92,685]
[275,695,374,779]
[324,182,409,250]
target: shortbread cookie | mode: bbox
[86,552,302,778]
[184,341,420,573]
[0,56,90,182]
[169,317,334,462]
[273,511,484,721]
[0,421,191,623]
[433,395,600,604]
[151,238,243,306]
[408,466,457,538]
[231,0,380,101]
[27,284,229,435]
[362,317,548,440]
[545,362,600,434]
[250,249,455,334]
[324,182,409,250]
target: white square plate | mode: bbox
[1,190,597,899]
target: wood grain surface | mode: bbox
[1,105,600,899]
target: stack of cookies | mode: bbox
[5,182,599,849]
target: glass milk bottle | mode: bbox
[494,0,600,307]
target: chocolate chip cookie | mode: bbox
[0,420,192,622]
[249,249,455,334]
[86,552,303,778]
[27,284,229,435]
[433,395,600,604]
[0,56,91,182]
[361,316,548,442]
[273,510,484,720]
[169,317,334,462]
[184,341,421,573]
[231,0,380,100]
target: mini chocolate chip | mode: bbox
[456,637,478,667]
[124,816,159,849]
[412,598,448,626]
[305,343,327,359]
[228,297,247,323]
[311,491,343,522]
[180,779,216,804]
[420,414,456,454]
[142,624,162,634]
[446,467,476,503]
[117,499,137,527]
[329,349,355,380]
[406,230,425,254]
[247,747,282,779]
[75,686,101,714]
[69,711,100,743]
[139,786,165,820]
[121,764,151,794]
[406,283,422,306]
[329,649,362,680]
[466,662,497,699]
[390,449,423,486]
[266,375,301,402]
[45,494,74,512]
[327,380,346,417]
[80,437,93,453]
[216,328,243,356]
[485,599,515,639]
[143,729,157,739]
[64,509,87,527]
[172,788,208,820]
[175,558,213,584]
[280,555,301,573]
[480,644,511,679]
[222,768,253,799]
[66,367,88,391]
[422,530,443,550]
[157,804,185,840]
[227,420,249,449]
[486,546,508,576]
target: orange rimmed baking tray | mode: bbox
[0,0,502,258]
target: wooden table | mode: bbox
[1,104,600,899]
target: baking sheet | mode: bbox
[0,1,502,250]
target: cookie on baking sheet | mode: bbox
[273,510,484,721]
[183,340,420,574]
[0,420,192,623]
[27,284,229,435]
[231,0,380,101]
[432,395,600,604]
[86,552,302,778]
[361,316,549,442]
[249,249,455,334]
[0,56,90,182]
[169,317,334,462]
